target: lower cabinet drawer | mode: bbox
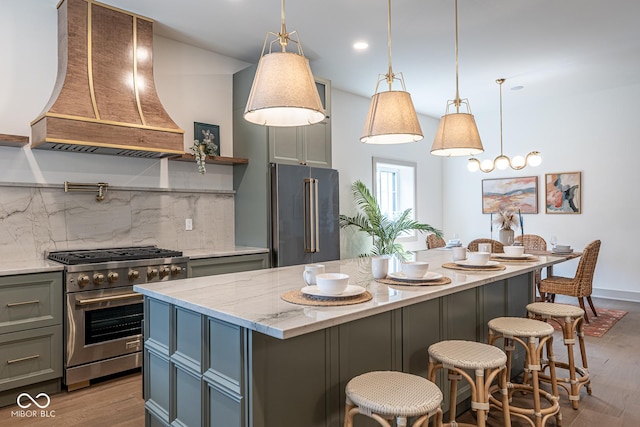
[0,325,62,392]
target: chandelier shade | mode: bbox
[360,0,423,145]
[431,111,483,156]
[244,52,325,127]
[243,0,325,127]
[361,90,423,144]
[430,0,483,156]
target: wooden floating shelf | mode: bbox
[0,133,29,147]
[168,153,249,165]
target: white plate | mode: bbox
[387,271,444,282]
[455,260,500,267]
[552,249,573,254]
[301,285,366,298]
[493,254,532,259]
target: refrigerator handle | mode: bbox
[313,178,319,252]
[303,178,312,253]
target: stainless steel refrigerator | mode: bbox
[270,163,340,267]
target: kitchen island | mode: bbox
[134,250,572,427]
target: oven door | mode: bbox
[66,286,143,368]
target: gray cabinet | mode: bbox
[233,65,332,249]
[188,252,269,278]
[0,272,63,407]
[142,272,533,426]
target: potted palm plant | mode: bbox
[339,180,442,258]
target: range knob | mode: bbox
[159,266,170,278]
[147,268,158,279]
[78,275,90,287]
[93,273,105,285]
[171,265,183,275]
[108,272,119,283]
[128,270,140,281]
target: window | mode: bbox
[372,158,417,241]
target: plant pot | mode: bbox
[499,229,515,245]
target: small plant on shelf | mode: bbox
[191,129,219,174]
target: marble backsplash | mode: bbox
[0,185,235,261]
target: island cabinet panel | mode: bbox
[141,271,535,427]
[189,253,270,278]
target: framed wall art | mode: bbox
[193,122,220,157]
[545,172,581,214]
[481,176,538,214]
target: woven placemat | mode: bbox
[375,276,452,286]
[281,289,373,306]
[490,255,539,263]
[442,262,506,272]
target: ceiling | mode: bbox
[100,0,640,118]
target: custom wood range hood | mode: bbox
[30,0,184,158]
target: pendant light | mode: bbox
[244,0,325,127]
[430,0,483,156]
[360,0,423,144]
[467,79,542,172]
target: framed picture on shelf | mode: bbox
[545,172,581,214]
[481,176,538,214]
[193,122,220,157]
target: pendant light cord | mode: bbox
[454,0,461,110]
[386,0,394,89]
[279,0,288,50]
[497,78,505,156]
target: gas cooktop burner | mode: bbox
[48,246,183,265]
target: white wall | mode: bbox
[331,90,442,258]
[442,84,640,301]
[0,1,247,191]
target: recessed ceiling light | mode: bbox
[353,41,369,50]
[510,85,525,91]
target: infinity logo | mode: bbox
[16,392,51,409]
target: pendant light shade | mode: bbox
[361,91,423,144]
[430,0,483,156]
[243,0,325,127]
[431,110,483,156]
[244,52,325,127]
[360,0,423,145]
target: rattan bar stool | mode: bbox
[487,317,560,427]
[343,371,444,427]
[427,340,511,427]
[526,302,591,409]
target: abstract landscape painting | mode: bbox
[482,176,538,214]
[546,172,581,213]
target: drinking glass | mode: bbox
[550,235,557,250]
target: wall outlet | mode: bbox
[185,218,193,231]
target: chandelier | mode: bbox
[360,0,423,144]
[430,0,483,156]
[244,0,325,127]
[467,79,542,172]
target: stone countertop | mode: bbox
[0,259,64,277]
[134,250,572,340]
[183,246,269,259]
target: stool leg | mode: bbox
[474,368,487,427]
[448,369,459,423]
[499,367,511,427]
[576,318,592,396]
[563,317,580,409]
[344,398,355,427]
[527,336,544,427]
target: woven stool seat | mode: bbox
[527,302,592,409]
[344,371,443,427]
[428,340,511,427]
[527,301,584,318]
[488,317,555,338]
[428,340,507,370]
[488,316,560,427]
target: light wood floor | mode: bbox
[0,296,638,426]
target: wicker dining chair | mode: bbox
[515,234,547,251]
[426,234,446,249]
[539,240,601,323]
[467,238,504,253]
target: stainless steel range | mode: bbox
[48,246,188,391]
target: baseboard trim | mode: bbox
[592,288,640,303]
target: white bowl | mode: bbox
[503,246,525,257]
[467,252,490,265]
[401,261,429,279]
[315,273,349,295]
